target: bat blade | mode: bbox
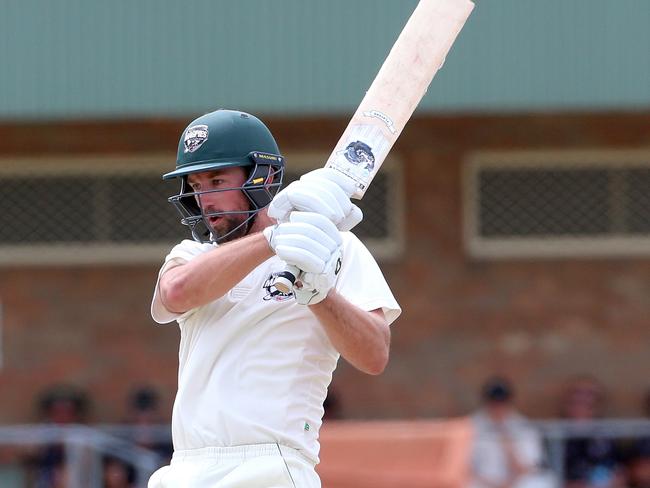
[273,0,474,294]
[326,0,474,199]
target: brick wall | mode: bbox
[0,113,648,423]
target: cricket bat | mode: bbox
[275,0,474,293]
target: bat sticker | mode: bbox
[343,141,375,171]
[328,125,389,190]
[363,110,397,134]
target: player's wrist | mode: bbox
[262,225,275,249]
[258,228,277,258]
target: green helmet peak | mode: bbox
[164,109,281,180]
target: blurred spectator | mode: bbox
[30,384,89,488]
[626,441,650,488]
[125,385,172,464]
[621,389,650,488]
[37,384,89,425]
[470,376,556,488]
[561,376,624,488]
[127,385,163,424]
[102,456,135,488]
[48,459,67,488]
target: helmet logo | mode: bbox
[183,124,209,153]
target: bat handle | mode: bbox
[274,264,301,294]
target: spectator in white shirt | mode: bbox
[470,377,557,488]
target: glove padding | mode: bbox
[268,168,363,231]
[264,211,342,274]
[293,249,342,305]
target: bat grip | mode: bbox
[274,264,301,294]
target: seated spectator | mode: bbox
[470,376,556,488]
[38,384,89,425]
[30,385,89,488]
[103,456,135,488]
[561,376,624,488]
[626,441,650,488]
[622,389,650,488]
[125,385,173,465]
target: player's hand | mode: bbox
[293,249,342,305]
[267,168,363,231]
[263,211,342,274]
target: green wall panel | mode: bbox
[1,0,649,119]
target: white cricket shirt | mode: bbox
[151,232,400,463]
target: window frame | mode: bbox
[0,152,404,265]
[463,148,650,259]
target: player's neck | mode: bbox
[248,208,274,235]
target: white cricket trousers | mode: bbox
[148,444,321,488]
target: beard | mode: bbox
[207,212,250,243]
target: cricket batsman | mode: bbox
[148,109,400,487]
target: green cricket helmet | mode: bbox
[165,109,284,243]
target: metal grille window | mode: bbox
[0,154,402,264]
[464,150,650,258]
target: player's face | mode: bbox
[187,167,251,242]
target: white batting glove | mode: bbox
[268,168,363,231]
[264,211,342,274]
[293,250,342,305]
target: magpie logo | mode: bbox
[183,124,209,153]
[262,272,294,302]
[343,140,375,171]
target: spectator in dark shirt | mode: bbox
[103,455,136,488]
[623,389,650,488]
[626,440,650,488]
[124,386,173,465]
[561,376,624,488]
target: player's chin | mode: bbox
[211,217,248,243]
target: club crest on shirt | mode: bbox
[183,124,209,153]
[262,272,294,302]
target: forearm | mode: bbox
[161,232,273,312]
[309,290,390,375]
